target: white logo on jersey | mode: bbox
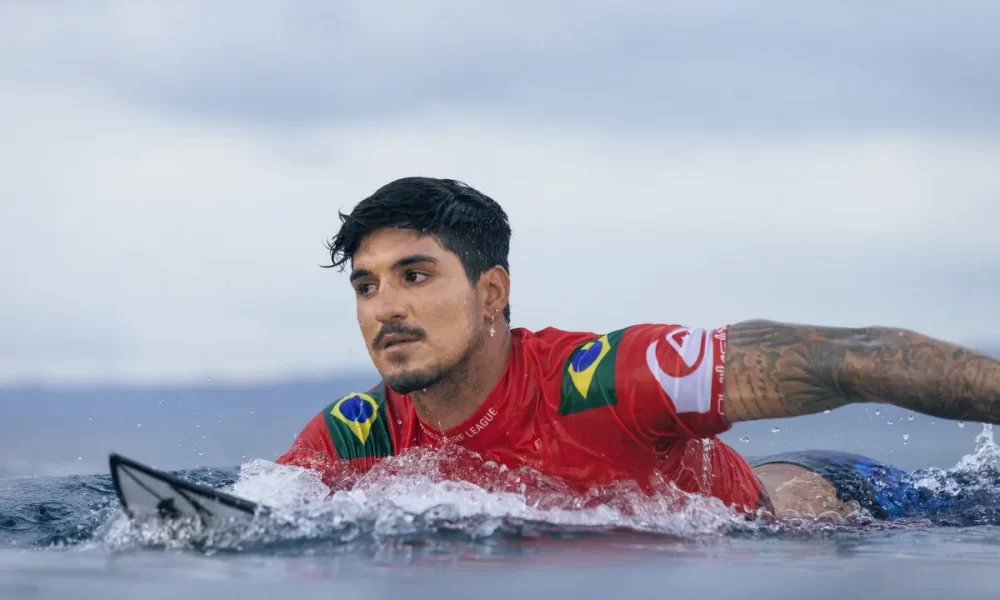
[645,327,714,414]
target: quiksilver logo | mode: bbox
[645,327,713,414]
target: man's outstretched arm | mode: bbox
[723,319,1000,424]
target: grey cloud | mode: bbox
[1,1,998,383]
[2,1,998,132]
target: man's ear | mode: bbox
[479,265,510,315]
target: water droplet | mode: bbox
[823,409,831,414]
[959,421,966,428]
[136,423,143,428]
[88,417,93,421]
[77,456,83,461]
[875,409,881,416]
[887,420,894,426]
[397,420,403,425]
[908,413,915,421]
[250,410,255,415]
[198,451,204,456]
[739,435,751,443]
[202,435,207,439]
[902,434,909,442]
[771,426,781,434]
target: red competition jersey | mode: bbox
[277,324,768,513]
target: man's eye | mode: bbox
[405,271,429,283]
[356,283,376,296]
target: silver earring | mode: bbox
[489,316,495,338]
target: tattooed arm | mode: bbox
[723,320,1000,423]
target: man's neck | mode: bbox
[410,327,513,431]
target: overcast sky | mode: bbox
[1,1,998,385]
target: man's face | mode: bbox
[349,228,484,394]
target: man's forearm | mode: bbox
[723,319,1000,423]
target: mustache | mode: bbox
[373,322,427,350]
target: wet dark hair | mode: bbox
[324,177,512,322]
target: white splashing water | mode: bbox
[94,445,758,553]
[94,425,1000,552]
[226,447,748,538]
[911,424,999,495]
[953,424,1000,474]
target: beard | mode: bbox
[383,326,484,396]
[384,367,443,395]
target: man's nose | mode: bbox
[371,283,407,323]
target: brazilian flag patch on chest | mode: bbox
[323,386,395,460]
[559,329,625,415]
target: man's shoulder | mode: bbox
[517,323,730,349]
[515,326,604,347]
[510,326,633,413]
[513,326,619,368]
[513,323,667,353]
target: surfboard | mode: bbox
[109,453,267,523]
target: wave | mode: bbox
[2,426,1000,555]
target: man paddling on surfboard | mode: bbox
[277,177,1000,518]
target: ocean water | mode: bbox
[3,376,1000,599]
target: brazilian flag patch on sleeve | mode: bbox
[559,329,626,415]
[322,385,395,460]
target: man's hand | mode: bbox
[722,319,1000,424]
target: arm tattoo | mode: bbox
[723,319,1000,424]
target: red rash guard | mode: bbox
[277,324,768,514]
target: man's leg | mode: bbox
[748,450,913,520]
[753,462,857,517]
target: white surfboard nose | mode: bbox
[109,453,265,523]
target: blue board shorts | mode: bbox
[747,450,943,519]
